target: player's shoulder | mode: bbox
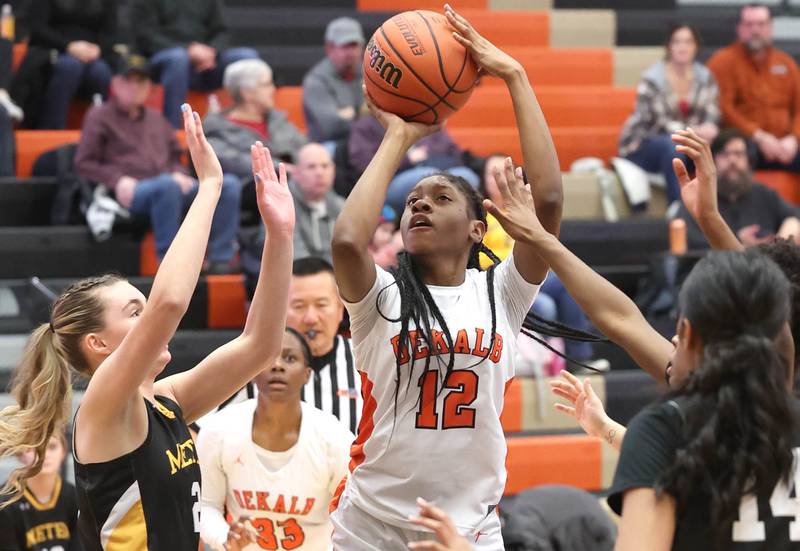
[301,402,354,445]
[203,399,257,433]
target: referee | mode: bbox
[197,257,361,434]
[288,257,361,434]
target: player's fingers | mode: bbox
[278,162,288,187]
[554,403,577,417]
[482,198,506,223]
[551,387,578,404]
[584,379,598,401]
[560,369,584,390]
[673,158,690,187]
[409,515,444,534]
[549,379,579,396]
[492,166,513,204]
[408,541,446,551]
[675,144,702,163]
[672,131,705,153]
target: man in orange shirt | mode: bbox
[707,4,800,172]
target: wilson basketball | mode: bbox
[363,10,479,124]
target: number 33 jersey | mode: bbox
[195,400,354,551]
[341,256,541,533]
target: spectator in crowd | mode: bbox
[303,17,364,144]
[204,59,306,180]
[619,24,719,204]
[132,0,259,128]
[349,112,480,214]
[481,154,608,371]
[198,258,362,435]
[675,129,800,248]
[0,37,21,176]
[290,142,345,262]
[74,55,242,272]
[22,0,116,129]
[0,433,81,550]
[369,205,403,269]
[708,4,800,171]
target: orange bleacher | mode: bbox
[15,130,82,178]
[754,170,800,205]
[449,126,620,170]
[480,48,614,87]
[12,42,26,72]
[505,435,603,495]
[357,0,487,11]
[449,85,635,128]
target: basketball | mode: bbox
[363,10,479,124]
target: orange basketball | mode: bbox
[363,10,479,124]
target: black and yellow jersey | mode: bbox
[74,396,201,551]
[0,475,81,551]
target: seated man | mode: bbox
[708,4,800,171]
[204,59,306,181]
[74,55,241,272]
[675,129,800,249]
[302,17,364,144]
[290,143,345,262]
[132,0,259,128]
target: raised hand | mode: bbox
[251,141,295,234]
[672,128,718,222]
[363,85,442,147]
[549,371,610,439]
[408,498,474,551]
[444,4,522,81]
[182,104,223,189]
[482,157,543,245]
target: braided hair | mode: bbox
[377,174,603,426]
[656,251,795,549]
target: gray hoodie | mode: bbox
[289,181,345,262]
[204,108,307,180]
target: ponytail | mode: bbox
[0,324,72,507]
[0,273,124,507]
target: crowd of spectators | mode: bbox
[0,1,798,365]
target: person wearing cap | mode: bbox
[302,17,365,144]
[131,0,259,128]
[74,55,243,273]
[369,205,403,269]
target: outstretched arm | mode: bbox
[331,92,440,303]
[81,106,224,422]
[672,128,742,252]
[446,5,562,284]
[157,143,295,422]
[550,371,627,451]
[482,156,672,382]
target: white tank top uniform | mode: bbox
[332,255,541,547]
[197,400,354,551]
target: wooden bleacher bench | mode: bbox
[14,130,82,178]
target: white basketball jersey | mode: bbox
[196,400,354,551]
[342,255,540,533]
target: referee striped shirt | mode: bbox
[196,335,362,434]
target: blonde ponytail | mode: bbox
[0,324,71,506]
[0,273,124,507]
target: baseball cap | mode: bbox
[116,54,151,79]
[379,205,396,224]
[325,17,365,46]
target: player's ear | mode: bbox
[303,367,312,385]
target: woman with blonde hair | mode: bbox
[0,104,296,551]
